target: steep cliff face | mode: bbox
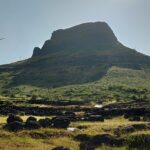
[32,22,118,57]
[0,22,150,88]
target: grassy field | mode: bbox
[0,116,149,150]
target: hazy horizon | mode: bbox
[0,0,150,65]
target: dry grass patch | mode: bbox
[71,117,147,136]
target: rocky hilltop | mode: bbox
[32,22,118,57]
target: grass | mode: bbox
[96,146,126,150]
[71,116,149,136]
[1,66,150,102]
[0,135,51,150]
[0,116,149,150]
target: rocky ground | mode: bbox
[0,100,150,150]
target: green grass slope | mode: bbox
[1,66,150,101]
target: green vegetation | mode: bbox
[0,22,150,102]
[0,66,150,102]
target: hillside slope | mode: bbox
[1,66,150,101]
[0,22,150,93]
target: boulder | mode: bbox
[25,121,41,129]
[75,134,91,142]
[7,114,23,124]
[5,121,24,131]
[51,117,70,128]
[26,116,37,122]
[92,134,124,146]
[84,115,104,122]
[38,118,52,128]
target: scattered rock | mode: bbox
[7,114,23,124]
[51,117,70,128]
[78,134,124,150]
[94,104,103,108]
[25,121,41,129]
[114,125,135,135]
[4,121,24,131]
[67,127,77,131]
[30,132,51,139]
[75,134,91,142]
[26,116,37,122]
[83,114,104,121]
[52,146,70,150]
[63,111,77,121]
[38,118,52,128]
[92,134,124,146]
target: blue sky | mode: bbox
[0,0,150,64]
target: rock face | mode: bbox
[33,47,41,57]
[32,22,118,57]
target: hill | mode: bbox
[0,22,150,100]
